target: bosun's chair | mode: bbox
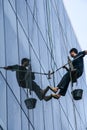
[24,64,37,109]
[68,57,83,100]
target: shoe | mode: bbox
[52,94,61,99]
[48,86,59,93]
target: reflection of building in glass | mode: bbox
[0,0,87,130]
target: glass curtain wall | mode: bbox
[0,0,87,130]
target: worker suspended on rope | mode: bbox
[3,58,57,101]
[50,48,87,99]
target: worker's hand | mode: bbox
[62,65,66,69]
[50,71,54,74]
[62,66,69,71]
[3,67,9,70]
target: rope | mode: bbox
[5,0,87,129]
[0,53,84,76]
[2,1,73,128]
[51,0,87,127]
[26,1,74,129]
[26,0,60,73]
[15,0,23,129]
[51,0,71,51]
[7,0,49,81]
[68,57,77,130]
[59,101,74,130]
[26,0,33,96]
[46,1,55,130]
[2,0,9,129]
[25,2,34,129]
[45,1,74,129]
[0,71,35,130]
[50,1,87,128]
[35,1,46,129]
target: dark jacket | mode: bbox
[5,65,35,88]
[72,51,86,74]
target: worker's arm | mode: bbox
[4,65,19,71]
[63,65,69,71]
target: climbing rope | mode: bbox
[0,70,35,130]
[0,53,84,77]
[3,0,87,129]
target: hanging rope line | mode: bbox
[6,0,69,81]
[50,0,87,127]
[6,0,51,93]
[26,0,60,72]
[68,57,77,130]
[0,71,35,130]
[68,56,86,128]
[2,0,9,129]
[0,71,77,130]
[0,53,84,76]
[51,0,71,51]
[46,1,55,130]
[58,100,74,130]
[26,0,33,96]
[3,0,75,128]
[35,1,46,129]
[4,0,86,128]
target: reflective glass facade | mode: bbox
[0,0,87,130]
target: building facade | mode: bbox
[0,0,87,130]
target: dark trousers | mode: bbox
[20,79,51,101]
[31,81,44,100]
[25,73,44,100]
[23,73,52,101]
[57,70,82,96]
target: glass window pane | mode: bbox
[8,88,21,130]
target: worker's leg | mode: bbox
[31,82,60,101]
[57,72,70,89]
[77,70,82,79]
[43,94,52,101]
[31,81,52,100]
[31,81,43,100]
[50,80,70,99]
[58,70,83,96]
[48,86,59,93]
[57,72,70,96]
[43,93,61,101]
[49,71,82,99]
[49,72,70,94]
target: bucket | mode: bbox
[71,89,83,100]
[24,98,37,109]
